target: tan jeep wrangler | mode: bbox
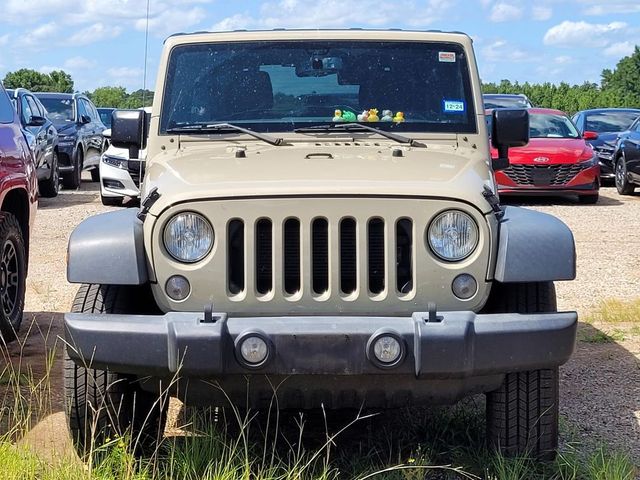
[64,29,577,459]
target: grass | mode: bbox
[586,298,640,324]
[0,318,637,479]
[578,329,626,344]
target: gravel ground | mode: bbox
[9,178,640,462]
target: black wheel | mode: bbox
[483,281,559,460]
[63,148,83,190]
[90,168,100,182]
[100,193,123,207]
[39,151,60,198]
[0,213,26,342]
[615,155,635,195]
[64,284,167,458]
[578,194,598,204]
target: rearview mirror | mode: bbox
[491,109,529,171]
[27,115,46,127]
[582,131,598,140]
[111,110,147,159]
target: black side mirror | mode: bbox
[27,115,47,127]
[80,114,91,124]
[491,109,529,171]
[112,109,147,159]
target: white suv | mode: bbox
[99,107,150,206]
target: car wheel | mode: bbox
[615,155,635,195]
[483,281,559,460]
[100,193,123,207]
[90,168,100,182]
[63,148,83,190]
[0,213,27,342]
[578,193,599,204]
[64,284,167,458]
[38,151,60,198]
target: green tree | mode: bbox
[47,70,74,93]
[125,89,154,108]
[88,86,128,108]
[601,46,640,107]
[2,68,74,92]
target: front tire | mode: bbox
[0,213,26,342]
[64,284,167,457]
[483,281,559,460]
[39,151,60,198]
[90,168,100,182]
[615,155,635,195]
[63,148,83,190]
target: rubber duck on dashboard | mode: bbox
[357,110,369,122]
[333,109,344,122]
[393,111,405,123]
[368,108,379,122]
[342,110,357,122]
[381,109,393,121]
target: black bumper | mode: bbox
[65,310,577,379]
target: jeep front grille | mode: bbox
[226,216,414,299]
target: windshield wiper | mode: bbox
[294,123,421,146]
[166,123,284,146]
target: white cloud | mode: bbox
[212,0,457,30]
[489,3,523,22]
[68,23,122,46]
[64,56,97,70]
[579,1,640,16]
[532,5,552,21]
[554,55,574,65]
[603,41,635,58]
[543,21,628,48]
[19,22,58,48]
[135,7,206,37]
[107,67,144,78]
[481,39,531,62]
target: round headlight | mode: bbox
[428,210,479,261]
[163,212,214,263]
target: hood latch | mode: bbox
[482,186,504,220]
[137,187,161,222]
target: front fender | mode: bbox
[494,206,576,283]
[67,208,148,285]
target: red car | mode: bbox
[491,108,600,204]
[0,83,38,341]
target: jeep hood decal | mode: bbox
[144,142,494,216]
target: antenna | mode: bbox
[141,0,150,108]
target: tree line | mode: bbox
[3,46,640,114]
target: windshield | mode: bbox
[530,113,579,139]
[98,108,114,128]
[160,40,477,134]
[585,111,639,133]
[38,97,74,122]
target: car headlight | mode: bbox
[58,135,74,143]
[102,155,128,169]
[163,212,214,263]
[427,210,479,261]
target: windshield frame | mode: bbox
[159,39,478,136]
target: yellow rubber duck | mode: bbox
[333,109,344,122]
[393,111,405,123]
[368,108,379,122]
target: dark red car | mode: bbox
[0,83,37,341]
[491,108,600,204]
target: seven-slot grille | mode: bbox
[226,217,414,298]
[503,163,589,186]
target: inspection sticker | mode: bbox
[438,51,456,62]
[443,100,466,113]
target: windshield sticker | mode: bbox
[443,100,466,114]
[439,51,456,63]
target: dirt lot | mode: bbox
[5,177,640,462]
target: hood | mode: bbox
[491,138,591,165]
[54,122,77,136]
[586,131,620,148]
[144,140,495,216]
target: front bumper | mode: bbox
[65,310,577,379]
[99,159,141,198]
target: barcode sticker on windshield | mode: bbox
[439,51,456,62]
[443,100,466,113]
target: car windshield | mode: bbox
[530,113,579,139]
[98,109,113,128]
[483,96,530,109]
[585,111,639,133]
[38,97,74,122]
[160,40,477,134]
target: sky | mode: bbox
[0,0,639,93]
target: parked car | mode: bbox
[483,93,533,109]
[491,108,600,204]
[571,108,640,179]
[0,83,37,341]
[65,29,577,460]
[34,92,107,187]
[611,115,640,195]
[6,88,60,197]
[99,107,151,206]
[97,107,115,129]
